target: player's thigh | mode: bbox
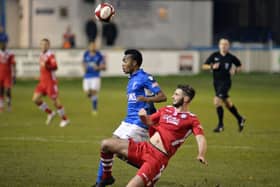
[47,84,59,101]
[32,92,43,102]
[90,78,101,92]
[224,97,233,108]
[214,96,223,106]
[126,175,145,187]
[4,78,12,89]
[101,138,129,156]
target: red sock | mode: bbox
[57,106,67,120]
[101,151,114,180]
[37,101,52,114]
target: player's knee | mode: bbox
[101,138,113,152]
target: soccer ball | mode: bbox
[94,3,115,22]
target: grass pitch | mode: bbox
[0,73,279,187]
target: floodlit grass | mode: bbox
[0,73,279,186]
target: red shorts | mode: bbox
[0,77,12,88]
[128,139,169,187]
[35,82,58,99]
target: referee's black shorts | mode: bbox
[213,81,231,99]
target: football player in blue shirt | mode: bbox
[93,49,167,187]
[82,41,106,114]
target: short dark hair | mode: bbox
[41,38,50,44]
[124,49,143,67]
[177,84,195,101]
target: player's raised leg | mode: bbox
[213,96,224,132]
[32,92,55,125]
[224,98,245,132]
[126,175,145,187]
[53,98,69,127]
[96,138,129,187]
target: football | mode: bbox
[94,3,115,22]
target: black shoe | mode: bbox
[238,117,246,132]
[213,126,224,133]
[95,176,115,187]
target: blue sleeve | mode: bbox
[143,75,161,94]
[98,52,105,65]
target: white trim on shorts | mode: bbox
[113,121,149,142]
[83,77,101,91]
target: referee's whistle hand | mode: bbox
[213,63,220,69]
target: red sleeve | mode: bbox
[149,108,163,125]
[192,116,204,135]
[46,54,58,70]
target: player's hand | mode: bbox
[13,76,16,85]
[137,96,148,102]
[92,64,99,70]
[197,156,208,165]
[230,67,236,75]
[138,108,147,117]
[212,63,220,70]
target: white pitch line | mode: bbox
[0,136,279,151]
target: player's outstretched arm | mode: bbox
[137,91,167,103]
[138,108,154,126]
[202,64,211,70]
[195,134,208,165]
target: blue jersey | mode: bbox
[124,69,162,129]
[83,50,104,78]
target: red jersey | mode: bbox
[0,50,15,79]
[150,106,204,158]
[39,50,58,84]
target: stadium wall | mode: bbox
[13,49,280,78]
[8,0,212,48]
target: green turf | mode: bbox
[0,73,279,187]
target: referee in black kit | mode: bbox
[202,38,245,133]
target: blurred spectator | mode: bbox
[63,26,76,49]
[85,19,97,43]
[102,22,118,46]
[0,26,8,43]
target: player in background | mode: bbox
[97,84,207,187]
[32,38,69,127]
[0,41,16,112]
[82,41,106,114]
[93,49,167,186]
[202,38,245,132]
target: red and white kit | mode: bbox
[128,106,204,186]
[0,50,15,88]
[34,50,58,99]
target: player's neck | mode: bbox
[220,51,228,56]
[89,50,96,55]
[131,68,140,75]
[175,105,188,113]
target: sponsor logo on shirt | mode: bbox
[127,93,137,103]
[163,114,180,125]
[214,57,219,61]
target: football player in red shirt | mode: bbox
[32,38,69,127]
[95,84,207,187]
[0,41,16,112]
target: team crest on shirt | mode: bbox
[180,114,187,119]
[214,57,219,61]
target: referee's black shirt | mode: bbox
[204,51,241,82]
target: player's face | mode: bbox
[122,55,135,74]
[219,39,230,53]
[40,40,50,53]
[89,42,96,52]
[172,89,185,108]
